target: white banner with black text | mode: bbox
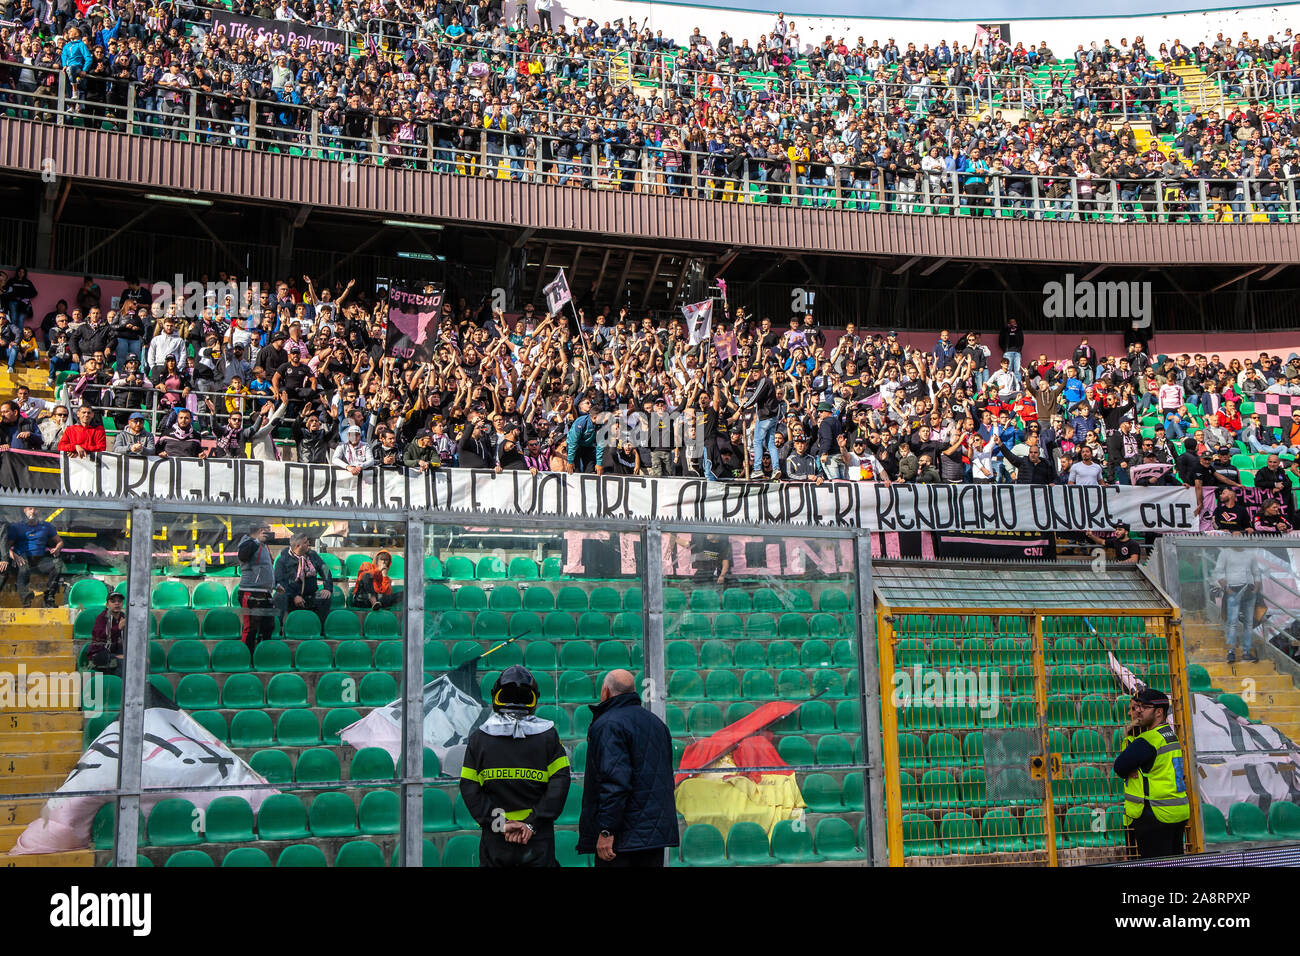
[62,454,1201,533]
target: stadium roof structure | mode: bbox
[872,562,1174,612]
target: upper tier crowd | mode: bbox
[0,264,1297,537]
[6,3,1300,216]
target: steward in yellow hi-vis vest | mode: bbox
[459,666,571,867]
[1114,687,1189,858]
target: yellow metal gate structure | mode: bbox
[873,563,1202,866]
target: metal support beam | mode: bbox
[592,247,613,300]
[67,206,153,272]
[400,516,425,867]
[1082,264,1107,282]
[291,204,312,229]
[532,244,553,301]
[1260,263,1287,282]
[854,533,888,867]
[511,227,536,250]
[186,207,240,266]
[114,505,154,867]
[644,524,665,724]
[919,257,950,277]
[612,249,635,307]
[1209,266,1264,293]
[891,255,922,276]
[640,253,664,311]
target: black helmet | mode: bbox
[491,665,539,717]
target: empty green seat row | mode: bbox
[902,806,1127,856]
[666,638,856,669]
[666,668,856,701]
[667,700,860,737]
[153,638,404,674]
[173,671,398,710]
[1203,802,1300,843]
[424,583,640,612]
[680,819,862,865]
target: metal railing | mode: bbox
[4,61,1298,223]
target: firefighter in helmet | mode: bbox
[459,665,572,867]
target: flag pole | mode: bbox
[567,299,596,381]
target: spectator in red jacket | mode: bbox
[57,405,106,458]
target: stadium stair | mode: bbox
[1183,623,1300,744]
[1169,64,1248,113]
[0,367,57,403]
[0,606,93,867]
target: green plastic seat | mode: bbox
[553,586,586,612]
[442,833,480,867]
[744,613,776,641]
[364,610,400,639]
[721,588,752,613]
[204,639,248,673]
[202,796,256,842]
[350,746,396,781]
[898,733,926,769]
[488,586,521,612]
[902,813,943,856]
[324,610,362,640]
[523,641,557,671]
[940,811,983,854]
[578,611,610,640]
[680,823,727,866]
[319,709,360,745]
[455,585,488,611]
[159,610,200,640]
[422,789,456,832]
[335,840,386,867]
[669,670,706,701]
[777,735,814,766]
[442,556,474,580]
[229,710,275,748]
[282,609,321,639]
[293,639,333,672]
[508,557,538,580]
[801,773,842,811]
[741,670,776,700]
[252,640,292,672]
[335,640,374,671]
[1202,804,1231,843]
[811,818,859,860]
[1228,802,1269,841]
[424,583,453,610]
[559,670,594,703]
[165,849,214,867]
[818,588,851,613]
[815,734,853,766]
[292,747,340,784]
[264,672,308,708]
[148,798,200,846]
[68,578,109,609]
[307,791,359,836]
[358,790,401,834]
[980,808,1025,852]
[151,580,191,609]
[1218,694,1250,720]
[543,612,577,641]
[176,674,220,710]
[771,819,815,863]
[596,642,631,670]
[191,581,230,609]
[795,700,834,735]
[166,639,209,674]
[1268,801,1300,839]
[475,555,507,579]
[277,844,328,867]
[358,672,397,706]
[751,588,781,611]
[221,847,272,867]
[248,749,293,784]
[725,820,774,865]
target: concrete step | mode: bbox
[0,731,81,753]
[0,628,73,647]
[0,824,25,852]
[0,753,80,778]
[0,800,50,827]
[0,850,94,867]
[0,656,77,673]
[0,712,84,734]
[1201,661,1277,679]
[0,608,73,628]
[0,773,70,795]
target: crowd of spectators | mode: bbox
[5,3,1300,217]
[2,264,1297,539]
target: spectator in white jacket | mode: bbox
[146,317,186,379]
[331,423,374,475]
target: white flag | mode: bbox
[682,299,713,346]
[543,269,572,315]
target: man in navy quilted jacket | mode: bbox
[578,669,679,867]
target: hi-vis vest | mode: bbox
[1122,722,1189,825]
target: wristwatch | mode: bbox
[599,830,613,839]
